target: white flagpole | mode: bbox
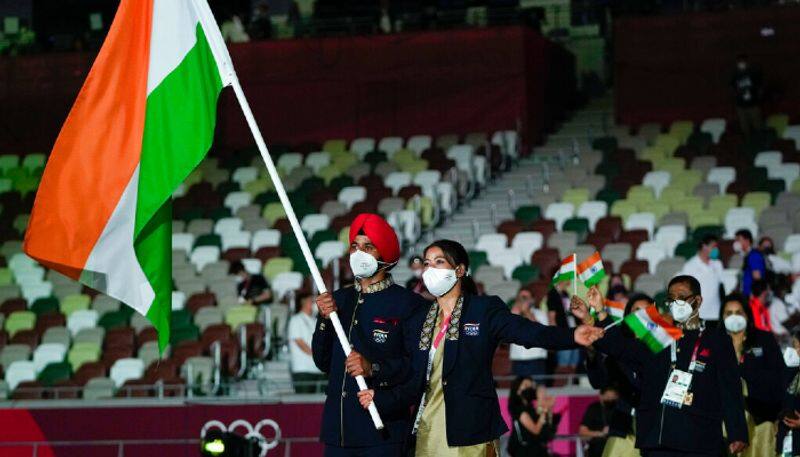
[192,0,383,430]
[572,253,578,296]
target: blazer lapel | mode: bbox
[442,294,468,378]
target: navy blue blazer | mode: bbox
[595,325,748,454]
[777,366,800,455]
[732,329,784,423]
[584,349,639,438]
[312,283,428,447]
[372,293,577,447]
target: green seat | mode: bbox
[14,175,39,196]
[243,177,273,196]
[98,310,129,331]
[591,137,618,154]
[216,181,240,196]
[746,167,768,187]
[61,294,91,317]
[170,309,193,329]
[596,188,621,207]
[668,121,694,145]
[365,151,388,168]
[193,234,222,249]
[310,230,337,251]
[692,225,724,244]
[689,213,721,229]
[225,305,257,330]
[595,162,621,180]
[468,251,488,270]
[0,155,20,175]
[741,191,771,215]
[687,131,712,153]
[654,134,681,155]
[179,208,204,222]
[170,324,199,344]
[756,179,785,202]
[38,361,72,387]
[653,291,668,311]
[708,194,737,216]
[255,192,279,206]
[398,159,429,175]
[322,139,347,155]
[514,205,541,225]
[67,342,101,371]
[0,268,12,286]
[610,200,637,222]
[316,164,342,185]
[0,178,11,194]
[766,114,789,136]
[562,218,590,242]
[31,297,60,316]
[674,241,697,259]
[562,188,590,208]
[262,202,287,225]
[332,152,358,172]
[207,207,232,221]
[511,265,539,284]
[329,175,354,192]
[5,310,35,337]
[627,186,655,206]
[263,257,293,281]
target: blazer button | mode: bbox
[442,380,448,386]
[342,391,347,398]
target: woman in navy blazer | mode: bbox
[357,239,604,455]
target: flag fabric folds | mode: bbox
[624,306,683,353]
[604,298,626,321]
[552,255,576,286]
[577,251,606,287]
[23,0,234,351]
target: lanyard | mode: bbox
[413,309,451,434]
[670,330,703,372]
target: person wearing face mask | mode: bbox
[229,260,273,305]
[718,293,783,457]
[507,377,561,457]
[355,239,604,456]
[311,213,428,457]
[510,288,550,381]
[405,255,436,302]
[288,293,325,393]
[749,279,773,332]
[679,234,724,328]
[572,289,651,457]
[735,229,766,297]
[778,330,800,456]
[592,275,749,457]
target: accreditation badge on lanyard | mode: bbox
[660,332,702,409]
[412,313,451,434]
[782,433,792,457]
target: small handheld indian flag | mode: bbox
[623,306,683,353]
[552,255,576,286]
[604,298,625,321]
[577,251,606,287]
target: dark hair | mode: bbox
[735,229,753,243]
[698,234,718,249]
[668,275,701,297]
[228,260,246,276]
[295,293,311,314]
[719,293,757,348]
[423,239,478,296]
[625,293,654,316]
[606,284,628,301]
[751,279,768,297]
[508,376,534,417]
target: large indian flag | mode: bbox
[623,306,683,353]
[23,0,234,351]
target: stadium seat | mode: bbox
[6,360,36,390]
[576,201,608,231]
[68,342,101,372]
[5,310,35,338]
[636,242,667,274]
[225,305,257,330]
[544,202,574,230]
[700,118,726,143]
[32,343,67,374]
[110,358,145,388]
[475,233,508,252]
[67,310,99,336]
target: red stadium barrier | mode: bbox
[0,393,598,456]
[0,26,575,155]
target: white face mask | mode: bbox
[669,299,695,323]
[784,347,800,368]
[724,314,747,333]
[350,249,378,279]
[733,241,743,253]
[422,267,458,297]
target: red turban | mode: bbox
[349,213,400,264]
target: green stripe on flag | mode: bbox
[135,24,224,351]
[552,271,574,286]
[624,313,667,353]
[583,268,606,287]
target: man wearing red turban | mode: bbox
[313,213,428,456]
